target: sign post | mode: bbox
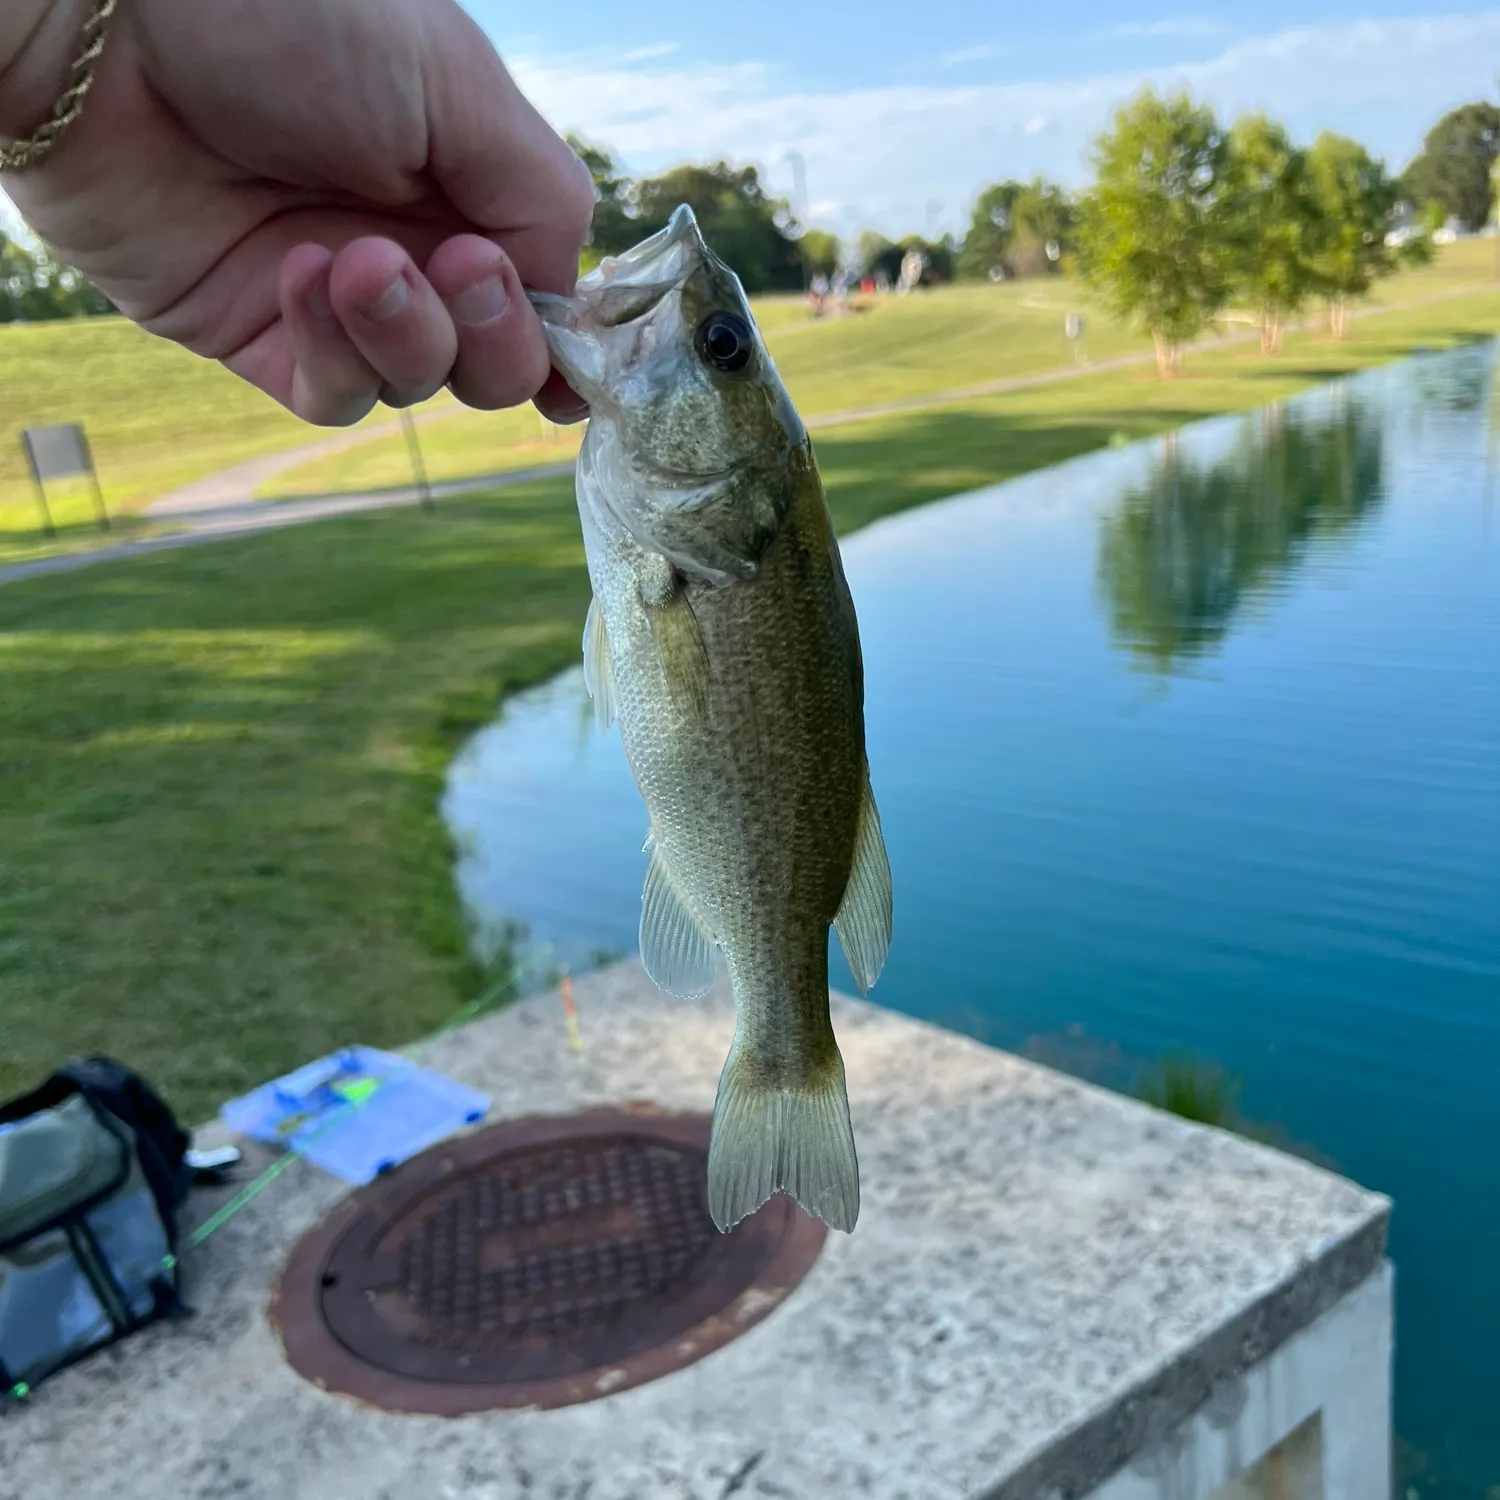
[20,423,110,536]
[1065,313,1086,365]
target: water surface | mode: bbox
[444,344,1500,1494]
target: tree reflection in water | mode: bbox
[1097,389,1385,671]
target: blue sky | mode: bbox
[470,3,1500,239]
[3,4,1492,246]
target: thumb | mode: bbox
[419,7,594,296]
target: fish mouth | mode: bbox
[527,205,713,400]
[529,205,710,331]
[583,205,708,295]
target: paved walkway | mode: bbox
[0,463,575,586]
[143,405,468,517]
[0,284,1489,590]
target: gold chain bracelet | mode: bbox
[0,0,119,172]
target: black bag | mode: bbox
[0,1056,192,1402]
[47,1056,193,1235]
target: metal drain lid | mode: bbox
[271,1106,826,1413]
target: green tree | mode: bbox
[1226,114,1319,354]
[0,234,38,322]
[1,232,113,322]
[798,228,841,278]
[563,144,806,293]
[1076,90,1236,376]
[959,177,1073,279]
[630,161,802,293]
[1400,102,1500,231]
[914,233,957,282]
[566,134,637,258]
[958,180,1025,279]
[1007,178,1076,275]
[855,230,897,280]
[854,230,951,283]
[1304,132,1411,338]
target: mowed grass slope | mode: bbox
[1,250,1498,1121]
[4,241,1489,542]
[263,238,1500,497]
[0,319,374,544]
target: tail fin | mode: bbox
[707,1044,860,1234]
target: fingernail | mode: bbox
[364,273,410,323]
[450,274,509,329]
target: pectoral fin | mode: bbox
[582,595,616,732]
[640,834,717,998]
[636,555,710,719]
[834,777,893,994]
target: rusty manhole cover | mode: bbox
[270,1105,827,1413]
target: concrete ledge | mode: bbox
[0,961,1390,1500]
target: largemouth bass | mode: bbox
[531,206,892,1233]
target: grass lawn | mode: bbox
[260,238,1500,498]
[263,406,584,501]
[0,493,586,1121]
[0,319,402,552]
[3,242,1490,554]
[1,255,1497,1122]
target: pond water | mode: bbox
[443,343,1500,1494]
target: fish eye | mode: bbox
[695,312,753,375]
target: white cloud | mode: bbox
[508,11,1500,240]
[4,14,1482,254]
[1090,16,1228,41]
[619,42,680,63]
[939,44,1005,67]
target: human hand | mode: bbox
[0,0,592,425]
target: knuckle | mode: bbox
[558,150,598,247]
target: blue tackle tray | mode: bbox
[219,1045,489,1184]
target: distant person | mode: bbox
[809,271,829,315]
[897,247,927,295]
[832,269,849,306]
[0,0,593,428]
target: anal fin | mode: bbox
[639,834,716,997]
